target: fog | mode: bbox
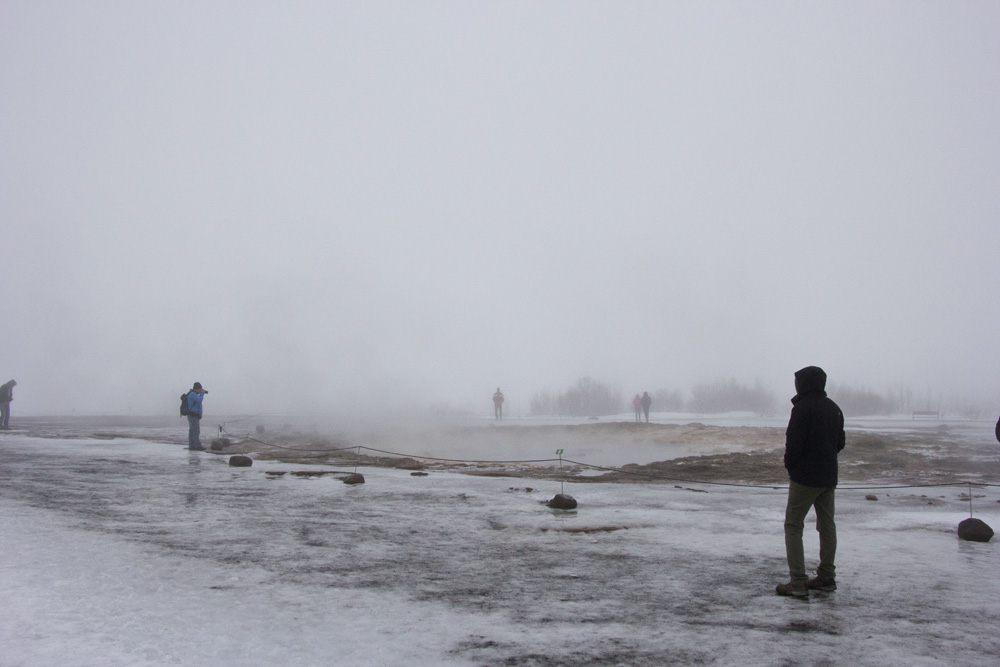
[2,2,998,417]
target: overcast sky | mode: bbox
[2,1,998,416]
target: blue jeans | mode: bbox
[187,414,201,448]
[784,481,837,584]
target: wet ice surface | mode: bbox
[1,425,999,666]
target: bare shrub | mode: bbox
[651,388,685,412]
[529,390,555,416]
[687,378,776,416]
[530,377,622,417]
[827,385,894,416]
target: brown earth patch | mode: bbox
[244,423,1000,487]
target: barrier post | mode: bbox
[556,449,564,494]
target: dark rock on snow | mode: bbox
[210,437,231,451]
[343,473,365,485]
[865,494,878,501]
[957,518,994,542]
[548,494,577,510]
[229,455,253,467]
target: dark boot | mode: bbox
[775,581,808,597]
[807,576,836,592]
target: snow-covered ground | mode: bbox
[1,420,999,666]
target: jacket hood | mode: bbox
[792,366,827,402]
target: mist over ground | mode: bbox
[2,3,998,418]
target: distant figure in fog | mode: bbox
[776,366,845,598]
[632,394,642,423]
[493,388,505,420]
[641,392,652,423]
[0,379,16,429]
[995,415,999,444]
[186,382,208,450]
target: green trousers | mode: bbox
[784,481,837,584]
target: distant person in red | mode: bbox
[632,394,642,423]
[493,388,505,420]
[641,391,652,423]
[0,379,16,429]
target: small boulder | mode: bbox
[229,455,253,468]
[547,494,577,510]
[410,471,429,477]
[958,518,994,542]
[210,437,231,451]
[343,473,365,485]
[865,494,878,501]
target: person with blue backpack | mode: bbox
[183,382,208,450]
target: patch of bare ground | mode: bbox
[590,450,788,485]
[242,422,1000,487]
[585,428,1000,486]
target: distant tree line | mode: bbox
[650,388,685,412]
[529,377,622,417]
[687,378,776,416]
[526,378,992,419]
[809,384,988,417]
[529,377,777,417]
[825,383,952,417]
[512,377,993,420]
[826,385,901,416]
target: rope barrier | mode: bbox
[217,417,254,431]
[561,458,784,489]
[218,426,562,464]
[217,425,1000,492]
[358,445,563,465]
[562,458,1000,490]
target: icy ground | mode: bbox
[1,420,999,666]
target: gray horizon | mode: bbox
[2,2,998,418]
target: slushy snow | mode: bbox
[1,420,998,666]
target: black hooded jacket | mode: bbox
[784,366,845,488]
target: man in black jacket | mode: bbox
[776,366,845,598]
